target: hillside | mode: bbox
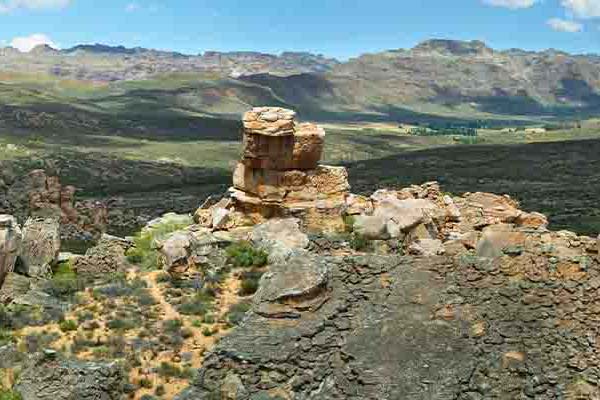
[1,39,600,121]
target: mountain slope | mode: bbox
[1,39,600,120]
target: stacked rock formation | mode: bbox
[198,107,351,232]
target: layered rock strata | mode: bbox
[197,107,350,232]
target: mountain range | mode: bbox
[1,39,600,120]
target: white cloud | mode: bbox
[0,0,70,13]
[547,17,584,31]
[561,0,600,18]
[125,2,139,12]
[482,0,538,9]
[10,33,58,52]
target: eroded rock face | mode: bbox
[16,353,125,400]
[0,215,22,288]
[17,218,60,279]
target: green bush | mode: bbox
[0,390,23,400]
[0,330,14,346]
[343,215,356,233]
[59,319,78,332]
[225,242,268,268]
[349,233,371,251]
[177,292,215,316]
[162,319,183,334]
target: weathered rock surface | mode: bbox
[72,233,133,274]
[0,214,22,288]
[0,272,31,304]
[250,218,309,264]
[16,353,125,400]
[177,231,600,399]
[17,218,60,279]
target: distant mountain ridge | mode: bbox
[1,39,600,118]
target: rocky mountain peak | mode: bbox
[412,39,494,56]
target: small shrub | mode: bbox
[155,385,166,396]
[0,390,23,400]
[203,314,215,324]
[181,328,194,339]
[343,215,356,233]
[349,233,371,251]
[157,362,184,378]
[59,319,78,332]
[177,294,214,317]
[201,327,215,337]
[162,319,183,334]
[106,318,136,332]
[225,242,268,268]
[138,378,153,389]
[0,330,14,346]
[191,319,202,328]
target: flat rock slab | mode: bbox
[176,256,477,399]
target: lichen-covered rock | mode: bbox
[0,214,22,288]
[17,217,60,279]
[72,234,133,275]
[250,218,309,264]
[253,253,330,319]
[16,353,125,400]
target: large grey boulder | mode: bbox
[0,215,22,288]
[250,218,309,264]
[253,253,331,318]
[159,230,198,275]
[16,353,125,400]
[354,198,441,240]
[17,218,60,279]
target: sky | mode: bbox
[0,0,599,59]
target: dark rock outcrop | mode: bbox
[177,235,600,399]
[15,352,125,400]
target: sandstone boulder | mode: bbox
[17,218,60,279]
[233,163,349,202]
[476,224,527,258]
[0,215,22,288]
[242,107,296,136]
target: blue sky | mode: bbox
[0,0,599,59]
